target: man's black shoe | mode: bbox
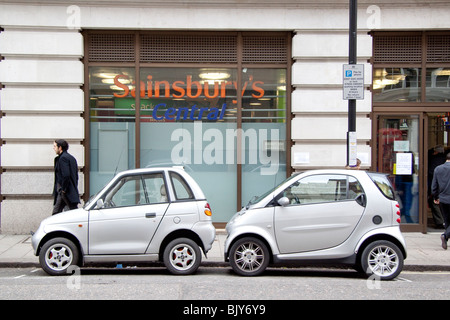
[441,234,448,250]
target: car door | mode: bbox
[274,174,365,254]
[88,172,169,255]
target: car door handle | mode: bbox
[145,212,156,218]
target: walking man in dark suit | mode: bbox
[432,152,450,250]
[52,139,80,214]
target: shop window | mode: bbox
[372,32,450,103]
[89,67,136,193]
[373,67,421,102]
[241,68,287,206]
[86,31,290,222]
[426,68,450,102]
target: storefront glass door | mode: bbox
[377,115,420,225]
[427,113,450,228]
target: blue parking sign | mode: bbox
[343,64,364,100]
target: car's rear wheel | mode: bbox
[229,237,270,276]
[39,237,79,276]
[163,238,202,275]
[360,240,404,281]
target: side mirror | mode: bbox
[95,199,104,209]
[277,196,290,207]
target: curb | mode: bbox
[1,261,450,273]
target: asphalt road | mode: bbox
[1,266,449,302]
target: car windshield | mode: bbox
[246,173,300,208]
[84,189,101,208]
[367,172,395,200]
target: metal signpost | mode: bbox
[344,0,362,167]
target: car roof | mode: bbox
[114,166,183,175]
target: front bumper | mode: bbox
[31,224,46,256]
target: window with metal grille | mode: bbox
[87,32,289,64]
[242,36,288,63]
[372,32,450,103]
[140,34,237,63]
[373,35,422,64]
[88,33,135,62]
[427,35,450,63]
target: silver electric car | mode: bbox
[32,167,215,276]
[225,170,407,280]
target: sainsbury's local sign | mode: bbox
[112,74,266,121]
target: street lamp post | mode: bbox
[347,0,357,166]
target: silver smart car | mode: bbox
[32,167,215,276]
[225,169,407,280]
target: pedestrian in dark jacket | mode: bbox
[432,152,450,250]
[52,139,80,214]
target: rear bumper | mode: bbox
[193,221,216,253]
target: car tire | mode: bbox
[163,238,202,275]
[229,237,270,276]
[360,240,404,281]
[39,237,79,276]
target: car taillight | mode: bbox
[204,203,212,216]
[395,202,401,224]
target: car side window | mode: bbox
[102,173,167,208]
[347,176,364,200]
[170,172,194,200]
[105,175,146,208]
[281,174,363,205]
[142,173,168,203]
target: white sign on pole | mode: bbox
[343,64,364,100]
[348,131,357,166]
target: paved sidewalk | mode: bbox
[0,231,449,270]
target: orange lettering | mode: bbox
[147,75,153,97]
[172,80,186,98]
[204,81,220,99]
[130,80,146,98]
[112,73,265,101]
[233,81,249,98]
[251,81,265,99]
[113,74,130,98]
[187,75,202,98]
[155,80,170,98]
[221,81,232,98]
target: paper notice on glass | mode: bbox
[394,140,409,152]
[395,153,413,175]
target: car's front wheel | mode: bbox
[163,238,202,275]
[360,240,404,281]
[39,237,79,276]
[229,237,270,276]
